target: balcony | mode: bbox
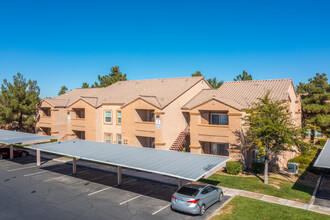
[38,116,51,127]
[134,121,155,137]
[196,124,231,142]
[71,118,85,131]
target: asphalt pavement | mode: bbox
[0,156,229,220]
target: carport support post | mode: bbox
[178,178,182,189]
[72,158,77,174]
[36,150,41,166]
[9,144,14,160]
[117,166,122,185]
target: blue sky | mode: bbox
[0,0,329,98]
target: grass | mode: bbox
[211,196,330,220]
[201,174,314,203]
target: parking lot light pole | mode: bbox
[36,150,41,166]
[178,178,182,189]
[117,166,122,185]
[73,158,77,174]
[9,144,14,160]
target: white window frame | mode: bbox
[104,110,112,124]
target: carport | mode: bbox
[26,139,230,188]
[0,129,55,160]
[314,139,330,169]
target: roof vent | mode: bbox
[161,79,165,83]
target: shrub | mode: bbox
[316,138,327,146]
[226,161,243,175]
[252,162,265,174]
[288,155,310,165]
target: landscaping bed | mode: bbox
[202,173,314,203]
[211,196,330,220]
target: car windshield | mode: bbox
[177,187,200,196]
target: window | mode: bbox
[117,111,121,124]
[104,133,112,144]
[315,130,323,138]
[211,113,228,125]
[117,134,122,144]
[255,150,265,163]
[177,187,200,196]
[104,110,112,124]
[211,143,229,156]
[305,130,312,138]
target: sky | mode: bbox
[0,0,329,98]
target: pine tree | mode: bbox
[207,77,223,89]
[192,71,223,88]
[297,73,330,138]
[191,71,203,77]
[0,73,40,130]
[58,85,68,95]
[234,70,253,81]
[244,92,305,184]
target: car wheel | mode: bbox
[200,204,205,216]
[21,152,27,157]
[0,154,3,160]
[219,192,223,202]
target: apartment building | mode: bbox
[181,79,301,169]
[37,76,211,149]
[37,77,301,169]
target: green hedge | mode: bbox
[288,155,310,165]
[252,162,265,174]
[226,161,243,175]
[316,138,327,146]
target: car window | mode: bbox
[201,187,210,195]
[177,187,200,196]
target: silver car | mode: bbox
[171,182,223,215]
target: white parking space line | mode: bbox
[152,204,171,215]
[24,170,48,177]
[119,191,152,205]
[24,166,68,177]
[7,165,36,172]
[88,186,114,196]
[43,170,90,182]
[43,175,68,182]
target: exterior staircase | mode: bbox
[169,126,190,151]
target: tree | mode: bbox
[192,71,223,89]
[82,66,127,88]
[191,71,203,77]
[244,92,305,184]
[58,85,68,95]
[0,73,40,130]
[81,82,90,88]
[297,73,330,138]
[207,77,224,89]
[234,70,253,81]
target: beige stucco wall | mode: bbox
[189,99,243,160]
[161,79,210,149]
[121,99,163,148]
[95,105,122,143]
[67,100,96,141]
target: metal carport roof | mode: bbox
[26,139,230,181]
[314,139,330,169]
[0,129,55,145]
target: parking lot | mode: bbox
[0,155,229,220]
